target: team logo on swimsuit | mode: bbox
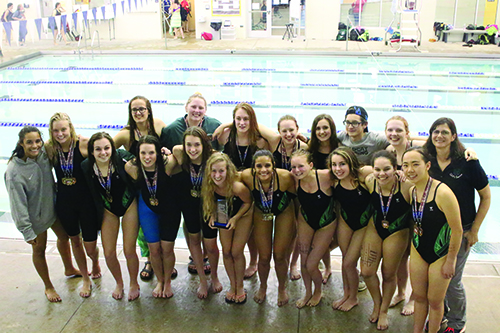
[429,206,434,212]
[395,198,400,203]
[449,168,463,179]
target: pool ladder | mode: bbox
[76,29,102,59]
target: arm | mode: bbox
[436,185,463,279]
[124,160,138,180]
[240,168,253,189]
[257,123,281,151]
[359,165,373,183]
[364,173,375,194]
[153,118,167,136]
[464,147,477,161]
[279,169,296,194]
[172,145,184,165]
[113,130,130,150]
[212,122,232,142]
[227,183,252,230]
[163,153,178,175]
[5,173,37,242]
[78,135,90,158]
[464,185,491,248]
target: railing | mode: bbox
[91,30,102,59]
[162,12,172,49]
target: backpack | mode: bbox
[478,34,494,45]
[338,22,347,30]
[336,29,347,41]
[391,31,401,40]
[201,32,212,40]
[358,31,369,42]
[349,28,365,41]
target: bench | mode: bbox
[441,29,489,43]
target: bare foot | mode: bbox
[253,287,267,304]
[322,270,332,284]
[390,293,406,308]
[128,284,140,301]
[369,307,380,323]
[163,283,173,298]
[90,261,101,279]
[332,295,348,309]
[112,286,124,300]
[244,264,258,279]
[401,300,414,316]
[79,279,92,298]
[197,281,208,299]
[377,312,389,330]
[290,265,301,281]
[153,282,164,298]
[45,288,62,302]
[307,290,322,307]
[277,289,289,307]
[296,294,312,308]
[337,297,358,312]
[65,268,82,277]
[210,279,223,294]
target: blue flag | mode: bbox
[61,14,67,31]
[72,12,78,30]
[112,3,117,18]
[48,16,56,31]
[3,22,12,45]
[101,6,106,20]
[35,18,42,39]
[83,11,88,27]
[92,7,97,24]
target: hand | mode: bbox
[208,217,216,229]
[464,229,479,248]
[441,260,456,279]
[395,170,407,182]
[161,147,172,156]
[226,217,236,230]
[464,148,477,161]
[297,133,309,144]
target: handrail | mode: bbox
[162,11,171,49]
[91,30,102,59]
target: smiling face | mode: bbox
[291,155,312,180]
[385,119,408,147]
[92,138,112,164]
[373,156,396,186]
[330,154,350,180]
[402,150,430,184]
[254,155,274,182]
[234,108,250,134]
[139,143,157,171]
[344,114,367,138]
[185,97,206,124]
[21,131,43,160]
[130,98,150,124]
[279,119,298,145]
[315,119,332,142]
[211,161,227,187]
[51,120,71,146]
[431,123,456,150]
[184,135,203,164]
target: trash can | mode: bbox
[210,19,222,40]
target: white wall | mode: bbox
[195,0,247,39]
[305,0,340,40]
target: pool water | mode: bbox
[1,53,499,259]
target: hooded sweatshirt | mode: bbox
[4,149,56,241]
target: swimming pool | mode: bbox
[1,52,499,259]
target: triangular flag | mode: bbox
[48,16,56,31]
[134,0,137,10]
[140,0,143,8]
[3,22,12,45]
[61,14,67,31]
[72,12,78,30]
[112,3,117,18]
[19,20,27,42]
[82,11,88,27]
[35,18,42,39]
[101,6,106,20]
[92,7,97,24]
[128,0,131,12]
[121,1,125,14]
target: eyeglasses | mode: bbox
[131,107,148,114]
[343,120,363,127]
[432,129,451,136]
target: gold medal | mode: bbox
[414,226,423,236]
[191,189,200,198]
[150,198,159,206]
[106,194,113,203]
[263,213,273,221]
[62,177,77,186]
[382,220,389,229]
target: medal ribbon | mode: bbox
[190,163,204,191]
[257,175,274,214]
[279,139,297,171]
[93,163,113,201]
[142,167,158,202]
[412,177,433,233]
[134,122,150,140]
[184,115,204,129]
[57,141,74,179]
[378,178,397,222]
[236,137,249,166]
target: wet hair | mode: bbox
[123,96,157,150]
[201,152,237,222]
[87,132,118,174]
[134,135,163,184]
[226,103,261,164]
[423,117,465,162]
[181,127,213,171]
[251,149,275,175]
[185,92,207,110]
[385,115,410,134]
[9,126,43,162]
[402,146,431,165]
[329,146,361,183]
[277,115,298,131]
[371,150,397,169]
[291,148,313,164]
[46,112,78,164]
[308,114,340,160]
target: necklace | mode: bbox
[93,162,114,203]
[412,177,433,236]
[184,115,203,129]
[190,163,204,197]
[236,137,249,167]
[257,175,274,221]
[142,167,158,206]
[279,139,297,171]
[378,178,397,229]
[58,140,76,186]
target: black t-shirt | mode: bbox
[429,157,489,231]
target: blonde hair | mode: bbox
[47,112,78,164]
[385,115,410,134]
[185,92,207,110]
[291,148,312,164]
[201,153,237,222]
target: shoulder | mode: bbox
[365,173,375,191]
[233,181,250,195]
[240,169,253,184]
[164,117,184,130]
[435,181,455,200]
[337,131,348,141]
[153,117,167,131]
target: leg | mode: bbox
[378,229,410,330]
[230,209,253,301]
[273,204,296,306]
[50,219,80,276]
[148,242,164,298]
[360,222,383,323]
[203,236,222,294]
[253,208,273,304]
[84,241,101,279]
[138,227,153,281]
[161,241,176,298]
[289,218,301,281]
[410,245,430,333]
[31,231,61,302]
[121,201,140,301]
[53,28,58,44]
[244,224,259,279]
[391,239,413,314]
[219,228,237,299]
[296,217,315,308]
[188,232,209,298]
[101,210,124,300]
[428,256,452,333]
[69,234,92,298]
[332,219,353,309]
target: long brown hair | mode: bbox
[308,114,340,155]
[226,103,261,167]
[329,146,361,185]
[124,96,157,149]
[181,127,213,171]
[423,117,465,162]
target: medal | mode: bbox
[190,163,204,198]
[378,179,397,231]
[62,177,77,186]
[94,163,113,204]
[142,167,158,208]
[149,198,159,206]
[279,139,297,171]
[58,141,76,186]
[191,189,200,197]
[257,175,274,220]
[263,213,274,221]
[412,177,433,237]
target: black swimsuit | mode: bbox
[273,139,303,170]
[94,169,134,217]
[252,173,295,216]
[223,141,254,170]
[370,179,411,240]
[335,181,372,231]
[312,151,330,170]
[297,170,336,230]
[412,182,450,264]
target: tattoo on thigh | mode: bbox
[361,245,378,267]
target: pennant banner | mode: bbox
[35,18,42,39]
[121,1,125,15]
[82,10,88,28]
[72,12,78,30]
[92,7,97,24]
[48,16,56,31]
[112,3,117,18]
[3,22,12,45]
[61,14,67,31]
[19,20,28,42]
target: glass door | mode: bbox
[249,0,271,37]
